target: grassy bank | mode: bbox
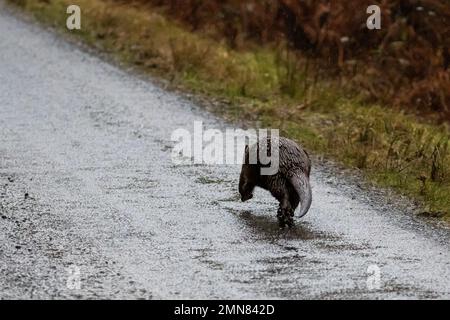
[9,0,450,221]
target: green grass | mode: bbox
[9,0,450,221]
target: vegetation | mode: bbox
[9,0,450,221]
[141,0,450,122]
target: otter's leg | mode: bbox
[277,197,294,228]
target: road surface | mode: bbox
[1,6,450,299]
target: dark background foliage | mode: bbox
[128,0,450,121]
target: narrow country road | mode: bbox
[1,6,449,299]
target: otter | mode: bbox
[239,136,312,228]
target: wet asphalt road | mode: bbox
[1,7,450,299]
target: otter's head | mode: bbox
[239,173,254,202]
[239,169,255,201]
[239,145,257,202]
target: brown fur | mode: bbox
[239,137,312,228]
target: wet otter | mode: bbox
[239,137,312,228]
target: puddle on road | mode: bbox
[195,176,228,185]
[224,207,370,255]
[316,281,441,299]
[102,175,159,192]
[189,247,226,271]
[234,210,321,241]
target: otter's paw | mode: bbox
[277,218,286,229]
[285,214,294,228]
[286,208,295,227]
[277,208,286,228]
[277,207,294,229]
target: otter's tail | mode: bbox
[289,173,312,218]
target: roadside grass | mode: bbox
[9,0,450,221]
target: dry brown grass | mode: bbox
[138,0,450,121]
